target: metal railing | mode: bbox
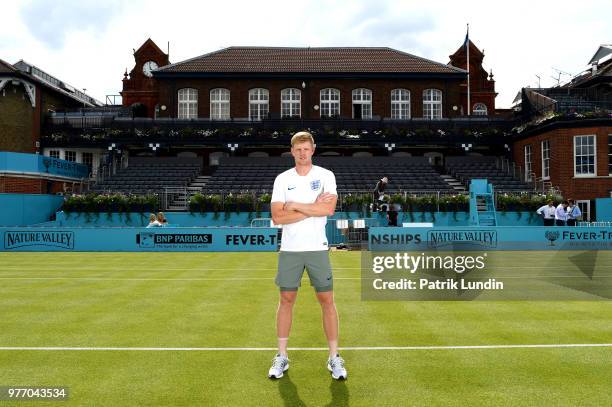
[160,189,471,212]
[578,221,612,227]
[42,115,515,147]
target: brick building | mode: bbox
[100,40,512,164]
[0,60,101,194]
[121,38,170,118]
[512,45,612,217]
[149,46,467,121]
[0,59,102,154]
[448,40,497,116]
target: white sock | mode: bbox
[278,337,289,356]
[328,340,338,358]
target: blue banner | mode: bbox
[369,226,612,251]
[0,152,88,179]
[1,227,279,252]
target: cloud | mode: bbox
[19,0,123,49]
[3,0,611,107]
[342,2,437,57]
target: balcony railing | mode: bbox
[43,114,514,147]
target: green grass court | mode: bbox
[1,251,611,406]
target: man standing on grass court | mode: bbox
[267,131,347,380]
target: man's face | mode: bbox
[291,141,315,165]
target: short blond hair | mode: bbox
[291,131,315,147]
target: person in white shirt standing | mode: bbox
[267,131,347,380]
[536,200,556,226]
[555,201,569,226]
[566,199,582,226]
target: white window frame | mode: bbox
[574,135,597,177]
[423,89,442,119]
[81,152,93,176]
[81,152,93,166]
[210,88,230,120]
[320,88,340,118]
[524,144,532,182]
[48,150,60,159]
[473,103,488,116]
[64,150,76,162]
[608,134,612,175]
[178,88,198,119]
[281,88,301,118]
[576,200,590,222]
[541,140,550,180]
[352,88,372,119]
[248,88,269,121]
[391,89,410,119]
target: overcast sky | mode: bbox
[1,0,610,108]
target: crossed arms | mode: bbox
[271,192,337,225]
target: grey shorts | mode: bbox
[276,251,333,292]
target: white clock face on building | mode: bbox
[143,61,159,77]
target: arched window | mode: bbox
[210,88,230,120]
[320,88,340,118]
[249,88,269,120]
[178,88,198,119]
[423,89,442,119]
[391,89,410,119]
[281,88,301,118]
[473,103,488,116]
[352,88,372,119]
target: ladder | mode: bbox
[469,179,497,226]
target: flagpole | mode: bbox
[466,23,471,116]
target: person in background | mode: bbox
[554,201,569,226]
[157,212,168,227]
[373,176,388,212]
[387,206,399,226]
[536,200,556,226]
[566,200,582,226]
[146,213,161,228]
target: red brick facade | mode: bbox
[449,40,497,116]
[121,39,170,117]
[0,176,82,194]
[513,125,612,200]
[155,78,464,120]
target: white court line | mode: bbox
[0,267,361,272]
[0,277,349,281]
[1,265,609,272]
[0,344,610,351]
[0,275,611,281]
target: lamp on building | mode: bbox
[301,81,306,89]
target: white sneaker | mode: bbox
[327,354,347,380]
[268,353,289,379]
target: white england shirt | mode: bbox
[271,165,337,252]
